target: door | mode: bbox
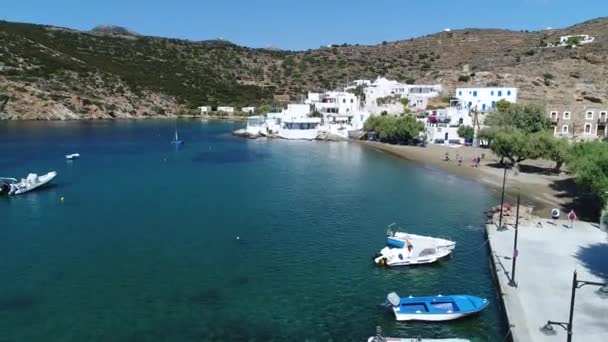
[444,133,448,141]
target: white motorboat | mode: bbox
[0,171,57,195]
[368,337,470,342]
[386,223,455,251]
[374,240,452,267]
[367,326,471,342]
[66,153,80,160]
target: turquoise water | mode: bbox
[0,121,506,341]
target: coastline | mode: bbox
[356,140,579,219]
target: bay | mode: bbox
[0,120,506,341]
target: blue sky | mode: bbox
[2,0,607,50]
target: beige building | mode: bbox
[549,107,607,140]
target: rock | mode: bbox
[583,96,603,104]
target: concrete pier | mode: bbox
[486,219,608,342]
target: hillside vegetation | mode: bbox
[0,18,607,119]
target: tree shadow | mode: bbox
[549,178,602,221]
[575,243,608,279]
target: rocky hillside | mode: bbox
[0,18,607,120]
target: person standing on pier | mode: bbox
[568,209,577,229]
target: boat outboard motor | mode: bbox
[0,182,10,194]
[386,292,401,308]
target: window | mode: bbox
[498,90,503,96]
[458,91,462,96]
[473,91,478,97]
[468,101,472,108]
[601,111,607,122]
[563,112,571,120]
[343,99,346,103]
[491,91,494,96]
[551,112,557,121]
[482,104,486,111]
[492,101,496,108]
[350,99,354,103]
[507,90,511,96]
[584,123,591,133]
[586,111,594,120]
[562,125,569,134]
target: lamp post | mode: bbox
[498,167,507,230]
[509,193,520,287]
[542,270,608,342]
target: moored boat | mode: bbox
[374,242,452,267]
[385,292,489,321]
[66,153,80,160]
[0,171,57,195]
[367,326,471,342]
[172,130,184,145]
[386,223,455,251]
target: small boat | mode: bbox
[385,292,489,321]
[171,130,184,145]
[367,326,471,342]
[368,337,470,342]
[0,171,57,195]
[386,223,455,251]
[66,153,80,160]
[374,240,452,267]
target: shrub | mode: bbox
[458,75,470,82]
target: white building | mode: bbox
[217,106,235,113]
[198,106,211,114]
[559,35,595,46]
[455,87,517,112]
[425,100,473,144]
[241,106,256,114]
[344,79,372,90]
[363,77,442,115]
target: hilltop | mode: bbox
[0,18,607,120]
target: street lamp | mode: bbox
[542,270,608,342]
[498,167,507,230]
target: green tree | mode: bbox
[495,99,511,112]
[363,115,424,144]
[485,103,549,134]
[477,127,498,147]
[528,132,571,173]
[457,125,475,140]
[568,142,608,206]
[490,128,531,167]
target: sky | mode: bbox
[2,0,607,50]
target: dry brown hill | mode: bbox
[0,18,607,119]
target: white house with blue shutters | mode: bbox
[455,87,517,112]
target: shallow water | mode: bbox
[0,120,506,341]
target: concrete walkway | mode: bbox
[486,219,608,342]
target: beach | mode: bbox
[358,141,585,219]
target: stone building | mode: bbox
[549,106,607,140]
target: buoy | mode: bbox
[60,197,65,203]
[236,236,240,240]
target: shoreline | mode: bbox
[356,140,580,219]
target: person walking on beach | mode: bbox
[458,155,463,166]
[568,209,577,228]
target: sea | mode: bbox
[0,120,507,341]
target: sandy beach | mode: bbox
[358,141,592,219]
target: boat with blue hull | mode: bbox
[386,292,489,321]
